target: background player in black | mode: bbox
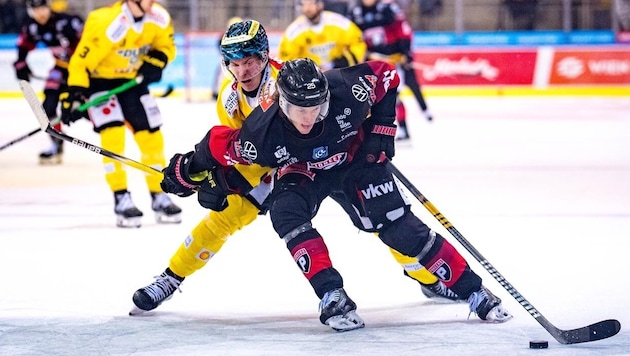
[348,0,432,140]
[14,0,83,164]
[161,58,513,331]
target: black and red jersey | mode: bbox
[347,1,413,56]
[205,61,400,174]
[16,11,84,66]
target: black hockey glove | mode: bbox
[161,151,205,197]
[359,121,397,164]
[198,166,253,211]
[60,86,89,125]
[14,60,32,81]
[139,50,168,84]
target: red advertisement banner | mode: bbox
[411,50,537,85]
[549,49,630,84]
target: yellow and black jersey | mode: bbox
[278,10,366,71]
[67,1,175,88]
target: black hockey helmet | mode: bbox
[26,0,49,8]
[220,20,269,65]
[277,58,330,122]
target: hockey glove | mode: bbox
[139,50,168,84]
[161,151,206,197]
[359,122,397,164]
[198,166,254,211]
[14,60,32,81]
[60,86,89,125]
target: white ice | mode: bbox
[1,95,629,355]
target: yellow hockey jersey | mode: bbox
[216,58,283,186]
[67,1,175,88]
[278,10,366,71]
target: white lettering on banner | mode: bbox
[306,152,347,170]
[419,57,499,81]
[360,181,394,199]
[588,60,630,75]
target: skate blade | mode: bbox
[39,156,62,165]
[484,305,513,323]
[129,306,150,316]
[326,311,365,332]
[116,216,142,228]
[155,212,182,224]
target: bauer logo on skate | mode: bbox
[72,138,101,154]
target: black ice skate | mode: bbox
[319,288,365,332]
[151,192,182,224]
[129,269,184,315]
[114,191,143,228]
[467,285,512,322]
[39,137,63,165]
[419,280,464,303]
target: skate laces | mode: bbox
[115,193,136,213]
[467,287,489,317]
[152,193,173,210]
[319,289,342,313]
[144,273,182,303]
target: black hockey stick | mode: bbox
[386,159,621,344]
[2,78,143,152]
[19,80,162,177]
[157,84,174,98]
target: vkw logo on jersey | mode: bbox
[428,258,453,282]
[360,180,395,199]
[293,247,311,274]
[241,141,258,161]
[351,84,368,102]
[312,146,328,160]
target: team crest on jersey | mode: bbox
[428,258,453,282]
[240,141,258,161]
[351,84,368,102]
[307,152,347,170]
[293,247,311,274]
[312,146,328,160]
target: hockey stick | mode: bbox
[157,84,174,98]
[385,159,621,345]
[1,78,143,152]
[19,79,162,177]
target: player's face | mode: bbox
[29,5,51,25]
[227,56,266,92]
[361,0,378,6]
[300,0,323,23]
[285,104,322,134]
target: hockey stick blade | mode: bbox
[159,84,174,98]
[19,80,162,177]
[385,160,621,344]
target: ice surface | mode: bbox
[1,95,629,355]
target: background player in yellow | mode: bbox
[130,20,282,315]
[129,19,460,317]
[59,0,181,228]
[278,0,366,70]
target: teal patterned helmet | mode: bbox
[220,20,269,65]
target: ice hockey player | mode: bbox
[59,0,181,227]
[129,20,460,329]
[159,58,513,330]
[14,0,83,164]
[348,0,434,140]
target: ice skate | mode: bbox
[420,280,464,303]
[39,137,63,165]
[129,269,184,315]
[395,126,410,141]
[151,192,182,224]
[114,191,143,228]
[468,285,512,322]
[319,288,365,332]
